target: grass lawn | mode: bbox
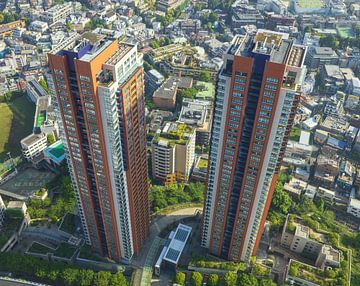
[289,127,301,142]
[0,96,35,160]
[198,158,208,169]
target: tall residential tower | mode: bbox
[202,30,307,262]
[48,31,149,263]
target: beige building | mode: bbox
[152,122,195,183]
[281,215,340,268]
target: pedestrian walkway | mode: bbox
[140,236,166,286]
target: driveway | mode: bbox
[131,207,202,285]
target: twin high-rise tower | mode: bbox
[202,30,307,262]
[49,29,306,264]
[48,31,149,263]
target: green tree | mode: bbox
[94,271,112,286]
[0,14,4,24]
[289,265,299,277]
[259,279,276,286]
[191,272,203,286]
[174,272,186,285]
[208,274,219,286]
[78,269,94,286]
[47,134,56,145]
[109,272,128,286]
[62,268,79,286]
[270,182,293,214]
[180,87,198,101]
[237,273,258,286]
[223,272,237,286]
[198,71,211,82]
[319,35,339,49]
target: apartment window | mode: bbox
[80,75,90,82]
[266,77,279,84]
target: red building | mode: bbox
[48,31,149,263]
[202,30,307,262]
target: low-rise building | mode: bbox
[43,140,65,167]
[156,0,186,12]
[145,69,164,95]
[282,215,340,268]
[305,47,338,70]
[7,201,27,216]
[151,122,196,183]
[40,2,74,24]
[320,116,349,135]
[154,224,192,276]
[178,98,212,146]
[314,129,329,144]
[153,76,192,110]
[316,186,336,203]
[26,80,48,104]
[283,178,308,199]
[0,20,26,39]
[314,155,339,186]
[347,198,360,218]
[21,133,47,162]
[336,160,356,192]
[191,155,208,182]
[320,65,345,95]
[148,110,173,133]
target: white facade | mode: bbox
[20,133,47,161]
[347,198,360,218]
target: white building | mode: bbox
[347,198,360,218]
[20,133,47,162]
[40,2,73,24]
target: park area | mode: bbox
[0,96,35,160]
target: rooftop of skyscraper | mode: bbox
[49,30,123,62]
[227,29,307,67]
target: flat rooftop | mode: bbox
[21,133,45,146]
[228,30,306,67]
[163,224,192,265]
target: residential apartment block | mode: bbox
[202,30,307,262]
[48,31,149,263]
[151,122,195,183]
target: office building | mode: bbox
[48,31,149,263]
[202,30,307,262]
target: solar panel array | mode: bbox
[174,228,188,242]
[165,248,180,261]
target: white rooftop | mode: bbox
[163,224,192,265]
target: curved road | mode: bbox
[131,207,202,285]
